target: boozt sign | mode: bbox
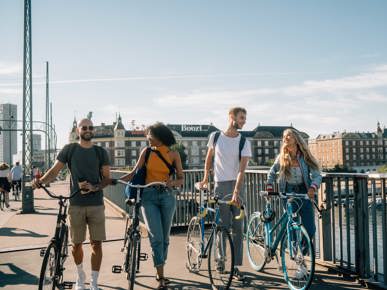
[181,125,204,132]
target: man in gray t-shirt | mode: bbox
[33,118,111,290]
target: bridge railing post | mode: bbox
[353,176,370,279]
[319,176,333,262]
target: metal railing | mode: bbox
[105,169,387,287]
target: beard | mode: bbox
[80,132,93,141]
[233,121,241,130]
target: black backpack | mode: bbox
[213,131,247,161]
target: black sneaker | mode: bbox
[232,268,245,281]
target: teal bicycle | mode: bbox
[246,191,322,290]
[186,184,245,289]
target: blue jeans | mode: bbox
[141,187,176,267]
[285,183,316,239]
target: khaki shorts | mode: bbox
[68,205,106,244]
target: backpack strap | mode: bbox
[213,131,221,148]
[93,145,106,179]
[151,149,176,176]
[66,143,78,170]
[239,135,246,161]
[144,147,152,165]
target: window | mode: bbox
[274,148,279,154]
[353,148,356,153]
[372,148,376,152]
[264,141,269,146]
[131,141,136,147]
[360,148,363,153]
[257,149,262,155]
[115,149,125,157]
[257,141,262,146]
[345,141,349,146]
[360,141,363,145]
[346,155,349,161]
[141,141,146,147]
[131,159,136,166]
[115,158,125,167]
[192,141,198,146]
[115,140,125,148]
[265,149,269,154]
[105,142,110,148]
[345,148,349,153]
[352,141,356,146]
[366,148,370,153]
[131,150,137,157]
[191,146,199,155]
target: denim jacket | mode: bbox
[267,153,322,193]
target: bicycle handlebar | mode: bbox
[259,191,323,217]
[40,184,79,200]
[116,180,167,188]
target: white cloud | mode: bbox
[0,62,21,76]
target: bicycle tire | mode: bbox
[38,242,57,290]
[208,228,234,290]
[280,224,315,290]
[246,212,267,271]
[127,236,138,290]
[186,216,204,272]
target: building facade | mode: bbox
[69,117,308,168]
[0,103,17,165]
[309,123,387,172]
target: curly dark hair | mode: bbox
[146,122,177,147]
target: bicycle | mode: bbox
[246,191,322,290]
[38,184,78,290]
[112,180,167,290]
[186,183,245,290]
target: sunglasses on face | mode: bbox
[80,126,94,131]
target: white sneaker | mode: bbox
[75,270,86,290]
[295,263,308,280]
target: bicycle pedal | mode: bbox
[139,253,148,261]
[112,265,122,273]
[62,281,73,289]
[199,254,208,258]
[40,249,46,257]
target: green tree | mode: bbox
[171,143,188,169]
[377,164,387,173]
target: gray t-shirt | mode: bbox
[57,143,110,206]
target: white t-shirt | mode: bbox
[208,132,252,182]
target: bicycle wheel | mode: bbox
[246,212,267,271]
[208,228,234,289]
[127,236,138,290]
[186,216,204,272]
[280,223,315,290]
[39,242,57,290]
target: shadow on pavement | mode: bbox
[0,227,48,238]
[0,263,39,287]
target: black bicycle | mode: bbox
[38,184,78,290]
[112,180,166,290]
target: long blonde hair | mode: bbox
[279,129,320,180]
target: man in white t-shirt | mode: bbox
[200,107,252,280]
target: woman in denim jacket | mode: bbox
[267,128,322,240]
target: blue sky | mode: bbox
[1,0,387,148]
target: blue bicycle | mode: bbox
[186,184,245,289]
[246,191,321,290]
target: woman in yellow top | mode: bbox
[120,122,184,290]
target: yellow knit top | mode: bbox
[145,145,173,184]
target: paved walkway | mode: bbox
[0,182,366,289]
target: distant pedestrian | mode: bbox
[0,163,11,208]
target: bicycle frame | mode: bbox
[262,197,303,259]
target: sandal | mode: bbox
[156,278,168,290]
[156,275,170,284]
